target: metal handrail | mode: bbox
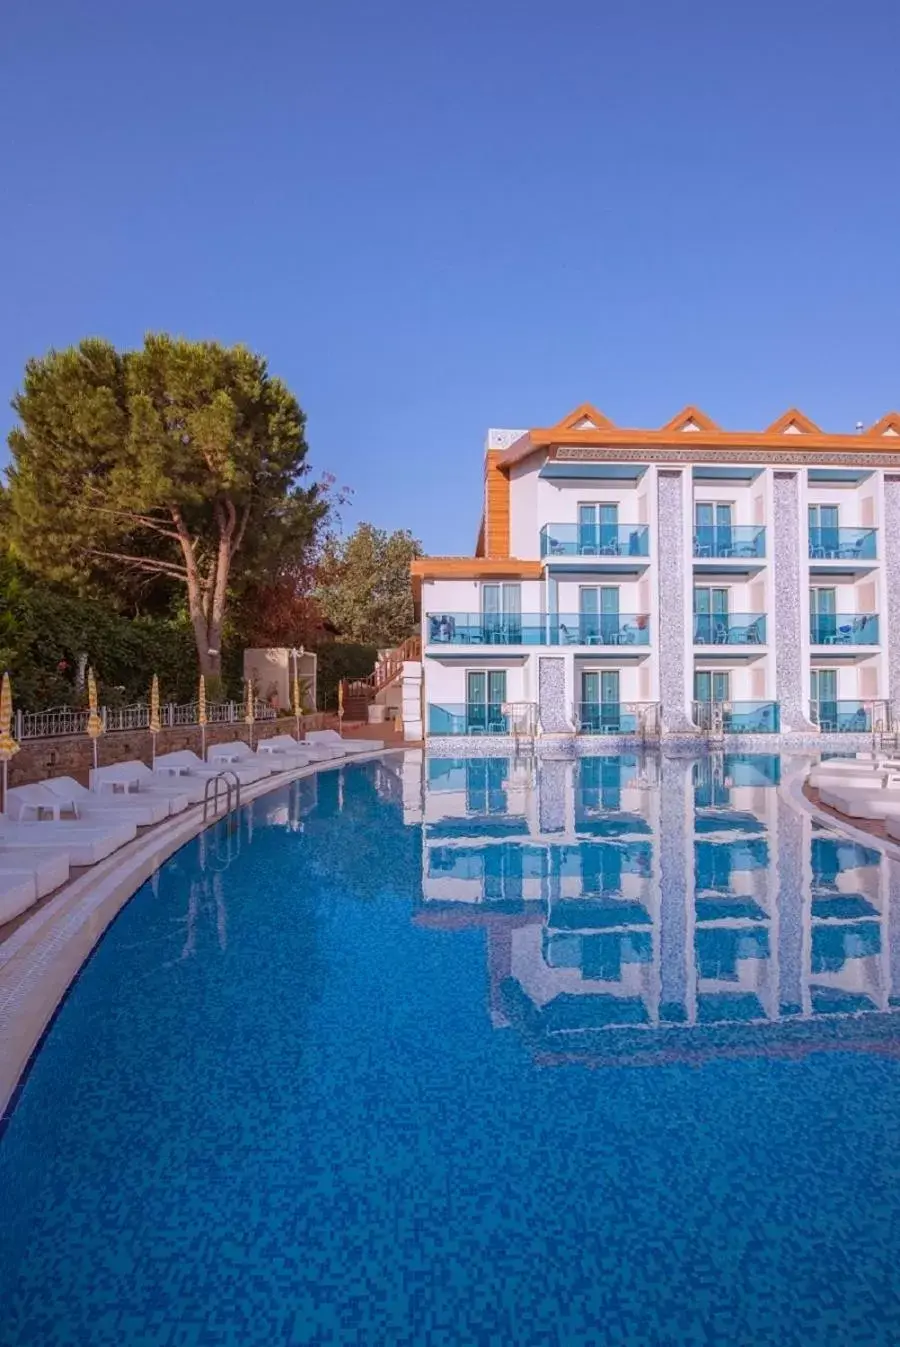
[202,769,242,823]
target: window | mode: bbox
[693,587,729,644]
[695,502,733,557]
[578,503,619,555]
[466,670,506,732]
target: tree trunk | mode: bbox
[172,505,223,678]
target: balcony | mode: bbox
[809,528,877,562]
[426,613,546,646]
[575,702,661,735]
[553,615,650,647]
[693,614,766,645]
[692,701,780,734]
[540,523,650,560]
[810,700,891,733]
[428,704,509,735]
[809,614,879,646]
[693,527,765,560]
[425,614,651,647]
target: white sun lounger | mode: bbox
[41,775,171,825]
[809,767,900,791]
[255,737,317,770]
[0,871,40,925]
[306,729,382,755]
[90,763,191,813]
[0,849,70,900]
[206,742,279,780]
[819,784,900,820]
[0,817,136,866]
[153,750,268,790]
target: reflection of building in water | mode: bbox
[691,754,780,1024]
[808,830,888,1015]
[416,750,900,1056]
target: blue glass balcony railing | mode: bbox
[540,523,650,559]
[809,527,877,561]
[693,526,765,559]
[427,704,509,735]
[810,701,878,733]
[809,614,879,645]
[692,701,780,733]
[425,614,652,646]
[425,614,545,645]
[576,703,640,734]
[552,615,650,646]
[693,613,766,644]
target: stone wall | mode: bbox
[7,713,331,789]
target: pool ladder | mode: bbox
[202,770,242,823]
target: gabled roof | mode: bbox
[765,408,821,434]
[552,403,615,432]
[868,412,900,437]
[660,406,721,433]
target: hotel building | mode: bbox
[409,404,900,740]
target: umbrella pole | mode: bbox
[201,724,206,761]
[1,760,7,816]
[151,731,156,768]
[92,739,98,771]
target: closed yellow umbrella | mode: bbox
[198,674,208,760]
[245,677,255,749]
[0,672,20,814]
[338,679,344,724]
[86,668,103,769]
[149,674,161,765]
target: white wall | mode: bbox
[422,578,545,625]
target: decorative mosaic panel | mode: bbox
[773,472,810,732]
[537,757,567,833]
[776,794,804,1015]
[884,476,900,714]
[538,657,569,732]
[657,471,692,732]
[658,754,690,1021]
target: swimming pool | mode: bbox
[2,752,900,1345]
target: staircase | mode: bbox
[340,636,422,722]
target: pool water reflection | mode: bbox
[420,752,898,1052]
[3,752,900,1345]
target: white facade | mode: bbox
[414,414,900,737]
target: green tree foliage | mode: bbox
[315,524,422,647]
[6,335,326,675]
[0,552,200,710]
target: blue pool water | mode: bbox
[2,753,900,1345]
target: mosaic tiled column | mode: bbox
[658,754,691,1022]
[775,796,804,1016]
[888,855,900,1008]
[538,656,569,732]
[882,476,900,716]
[656,471,692,732]
[773,471,811,731]
[537,757,567,833]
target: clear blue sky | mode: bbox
[2,0,899,555]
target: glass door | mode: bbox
[810,668,837,729]
[809,505,839,557]
[694,587,729,644]
[695,502,732,557]
[600,586,620,643]
[579,587,599,643]
[481,584,521,644]
[810,586,836,644]
[694,670,729,731]
[466,670,507,732]
[578,503,619,555]
[600,669,621,731]
[581,670,600,731]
